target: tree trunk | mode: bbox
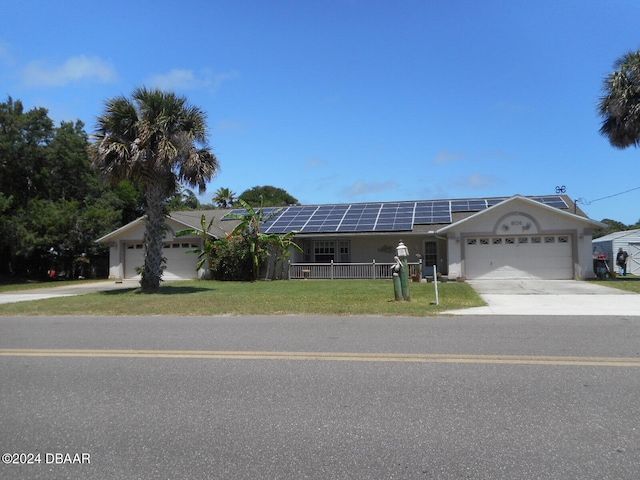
[140,181,167,293]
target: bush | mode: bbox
[210,236,270,281]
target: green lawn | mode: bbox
[0,279,484,316]
[589,274,640,293]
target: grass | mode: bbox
[0,279,484,316]
[589,274,640,293]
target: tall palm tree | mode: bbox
[89,87,219,293]
[598,50,640,149]
[213,187,236,208]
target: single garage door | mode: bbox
[124,242,200,280]
[465,235,573,279]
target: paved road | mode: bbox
[1,315,639,479]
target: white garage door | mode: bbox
[465,235,573,279]
[124,242,200,280]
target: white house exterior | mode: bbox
[592,229,640,275]
[437,196,603,280]
[97,194,604,281]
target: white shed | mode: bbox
[592,229,640,275]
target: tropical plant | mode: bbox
[224,198,275,280]
[89,87,219,293]
[210,235,265,281]
[175,213,218,274]
[598,50,640,149]
[267,230,302,280]
[224,198,303,280]
[167,187,200,211]
[213,187,236,208]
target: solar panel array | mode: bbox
[220,196,568,234]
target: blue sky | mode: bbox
[1,0,639,224]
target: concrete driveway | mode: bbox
[0,280,138,305]
[444,279,640,316]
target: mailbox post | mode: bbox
[396,240,411,301]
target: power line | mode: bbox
[575,186,640,206]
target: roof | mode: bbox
[96,194,596,242]
[436,195,605,234]
[592,228,640,243]
[218,194,584,235]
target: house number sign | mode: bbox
[498,214,538,234]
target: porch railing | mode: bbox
[288,261,422,280]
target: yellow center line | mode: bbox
[0,349,639,366]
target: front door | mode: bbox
[423,241,437,276]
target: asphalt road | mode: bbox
[1,315,639,480]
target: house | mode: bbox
[592,229,640,275]
[96,194,604,281]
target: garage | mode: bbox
[124,241,200,280]
[464,234,574,279]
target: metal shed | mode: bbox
[592,229,640,275]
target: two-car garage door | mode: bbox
[465,234,573,279]
[124,242,200,279]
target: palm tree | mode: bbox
[89,87,219,293]
[213,187,236,208]
[598,50,640,149]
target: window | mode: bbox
[479,238,489,245]
[544,237,555,243]
[310,240,335,263]
[531,237,541,244]
[518,237,528,244]
[492,238,502,245]
[467,238,477,245]
[505,238,515,244]
[338,240,350,262]
[558,236,569,243]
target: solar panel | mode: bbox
[263,205,318,233]
[413,201,452,224]
[532,196,568,209]
[347,203,381,231]
[222,195,569,234]
[373,202,414,231]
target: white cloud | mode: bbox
[0,41,13,66]
[214,119,245,133]
[433,150,467,164]
[147,68,239,92]
[305,158,329,169]
[447,173,500,190]
[342,179,399,198]
[22,55,117,87]
[433,150,513,165]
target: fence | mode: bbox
[288,261,422,280]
